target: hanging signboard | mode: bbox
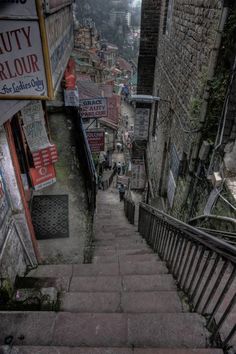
[64,89,80,107]
[0,2,37,17]
[80,98,108,119]
[86,129,105,153]
[134,108,150,140]
[45,6,74,90]
[21,101,50,152]
[131,159,146,189]
[30,165,56,191]
[0,1,53,100]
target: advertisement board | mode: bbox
[80,98,108,119]
[86,130,105,153]
[21,101,50,152]
[134,108,150,140]
[30,164,56,190]
[0,1,53,99]
[64,89,80,107]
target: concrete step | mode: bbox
[0,347,223,354]
[70,275,122,292]
[70,274,176,292]
[93,253,159,264]
[61,291,183,313]
[94,248,153,256]
[0,312,208,348]
[73,263,119,276]
[119,260,168,275]
[28,265,73,278]
[94,240,147,248]
[123,274,177,291]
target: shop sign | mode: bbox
[80,98,108,119]
[86,130,105,153]
[45,6,74,90]
[131,159,146,189]
[30,164,56,190]
[134,108,150,140]
[21,101,50,152]
[32,144,58,168]
[167,170,176,208]
[0,1,37,17]
[64,89,80,107]
[0,2,53,99]
[44,0,73,14]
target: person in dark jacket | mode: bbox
[119,183,125,201]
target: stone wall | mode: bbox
[145,0,227,218]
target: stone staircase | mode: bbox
[0,189,223,353]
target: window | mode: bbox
[152,101,159,137]
[163,0,174,35]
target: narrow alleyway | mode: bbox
[0,185,223,353]
[32,111,92,264]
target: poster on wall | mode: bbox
[0,2,53,99]
[30,165,56,191]
[64,89,80,107]
[134,108,150,140]
[21,101,50,152]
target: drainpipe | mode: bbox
[183,5,229,209]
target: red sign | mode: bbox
[64,59,76,90]
[86,130,105,153]
[32,145,58,168]
[30,165,56,191]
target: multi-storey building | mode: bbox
[136,0,236,227]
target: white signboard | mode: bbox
[0,1,37,18]
[80,98,108,119]
[167,170,176,208]
[21,101,50,152]
[131,159,146,189]
[134,108,150,140]
[64,89,79,107]
[0,20,49,99]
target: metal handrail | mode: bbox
[124,196,135,225]
[139,202,236,350]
